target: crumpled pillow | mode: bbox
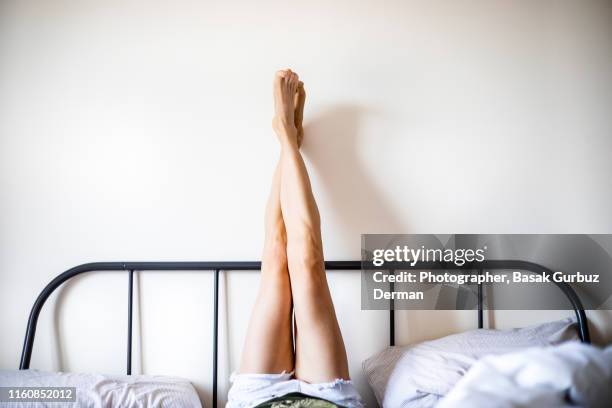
[362,317,578,407]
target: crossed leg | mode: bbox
[239,70,349,384]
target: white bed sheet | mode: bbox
[0,369,202,408]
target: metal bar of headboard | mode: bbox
[389,269,395,346]
[127,269,134,375]
[389,283,395,346]
[212,269,219,408]
[19,259,591,408]
[478,269,484,329]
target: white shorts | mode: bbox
[227,371,363,408]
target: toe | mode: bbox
[274,71,286,88]
[275,70,289,84]
[289,73,299,91]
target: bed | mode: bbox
[7,259,600,407]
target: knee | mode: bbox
[287,238,324,271]
[262,239,288,270]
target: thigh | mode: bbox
[239,256,294,374]
[290,257,350,383]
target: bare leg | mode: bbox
[238,161,294,373]
[238,76,307,374]
[273,69,350,383]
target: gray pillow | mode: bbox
[362,318,579,408]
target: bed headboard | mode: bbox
[19,260,590,408]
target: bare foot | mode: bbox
[294,81,306,148]
[272,69,299,146]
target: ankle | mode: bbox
[273,120,299,149]
[280,136,299,151]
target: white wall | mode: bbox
[1,0,612,406]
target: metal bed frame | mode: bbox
[19,260,591,408]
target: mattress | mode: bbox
[0,369,202,408]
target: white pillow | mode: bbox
[362,318,579,408]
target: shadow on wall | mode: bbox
[302,105,407,247]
